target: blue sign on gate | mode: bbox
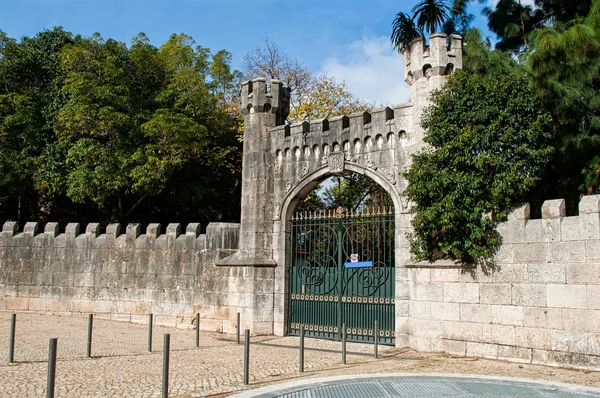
[344,261,373,268]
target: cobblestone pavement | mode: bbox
[0,312,599,397]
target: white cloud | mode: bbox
[320,36,411,107]
[487,0,536,7]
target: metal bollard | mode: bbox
[236,312,241,344]
[148,313,153,352]
[342,323,347,365]
[9,313,16,363]
[87,314,93,358]
[299,325,305,373]
[195,313,200,348]
[46,338,57,398]
[243,329,250,385]
[374,320,379,359]
[162,334,170,398]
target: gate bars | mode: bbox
[288,206,395,345]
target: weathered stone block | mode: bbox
[527,263,565,283]
[7,297,29,310]
[511,284,547,307]
[86,223,100,237]
[430,302,460,321]
[482,324,515,346]
[523,307,562,329]
[480,284,511,305]
[492,264,527,283]
[588,285,600,310]
[443,321,482,342]
[430,268,459,282]
[45,222,59,237]
[515,327,552,350]
[467,342,498,358]
[547,284,587,308]
[491,305,523,326]
[65,223,80,237]
[412,282,444,302]
[552,330,588,353]
[444,283,479,303]
[460,303,491,323]
[566,263,600,285]
[550,242,585,263]
[409,301,431,318]
[542,199,565,219]
[514,243,548,263]
[562,309,600,333]
[497,345,532,363]
[409,268,431,282]
[443,339,466,356]
[146,223,161,238]
[589,333,600,355]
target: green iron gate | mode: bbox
[288,207,395,345]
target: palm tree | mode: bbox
[391,0,476,52]
[413,0,451,35]
[390,12,422,52]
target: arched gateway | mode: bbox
[219,34,463,347]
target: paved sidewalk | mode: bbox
[0,312,599,397]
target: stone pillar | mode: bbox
[219,78,290,335]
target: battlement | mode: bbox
[0,221,240,251]
[240,78,290,125]
[269,104,414,156]
[403,33,462,85]
[499,195,600,244]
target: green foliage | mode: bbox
[523,1,600,212]
[0,28,242,225]
[404,71,554,263]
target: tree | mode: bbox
[0,28,243,226]
[391,0,475,52]
[403,70,554,263]
[242,37,372,123]
[523,1,600,211]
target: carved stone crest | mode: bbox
[328,151,345,173]
[386,170,396,185]
[367,159,377,170]
[343,152,356,163]
[285,182,292,191]
[301,166,309,176]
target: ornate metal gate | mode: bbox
[288,207,395,345]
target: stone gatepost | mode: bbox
[219,78,290,335]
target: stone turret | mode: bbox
[402,33,463,148]
[403,33,462,89]
[222,78,290,268]
[240,78,290,126]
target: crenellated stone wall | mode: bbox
[0,221,250,331]
[405,195,600,369]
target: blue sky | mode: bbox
[1,0,497,105]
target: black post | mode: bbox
[148,313,153,352]
[299,325,305,373]
[342,323,347,365]
[46,338,57,398]
[374,320,379,359]
[86,314,93,358]
[195,312,200,348]
[162,334,170,398]
[236,312,240,344]
[243,329,250,385]
[9,313,16,363]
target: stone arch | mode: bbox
[279,163,403,223]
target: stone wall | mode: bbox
[405,195,600,369]
[0,221,248,332]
